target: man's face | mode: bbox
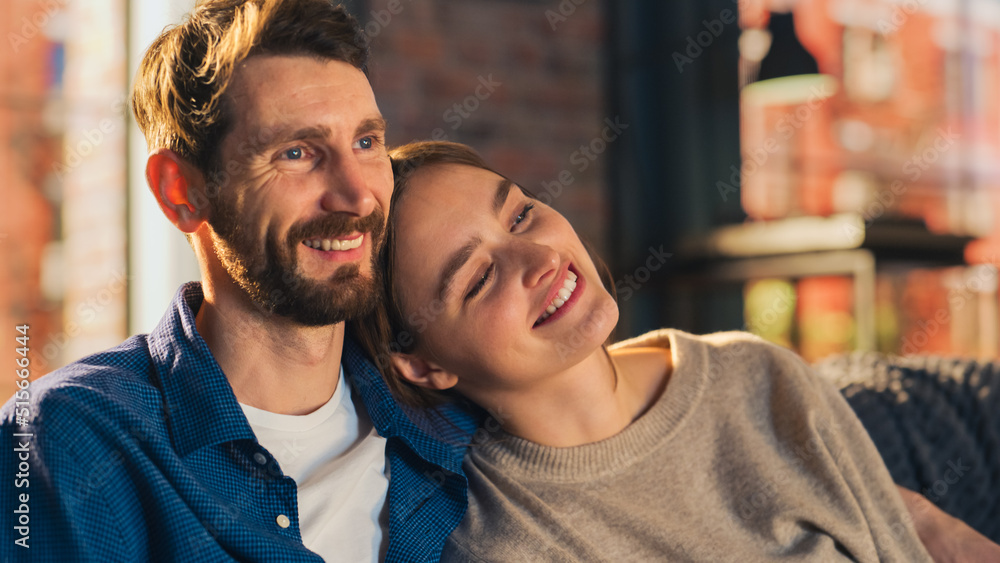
[207,55,392,326]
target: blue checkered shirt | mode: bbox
[1,283,477,562]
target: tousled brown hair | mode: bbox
[131,0,368,175]
[351,141,616,410]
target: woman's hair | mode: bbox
[350,141,615,409]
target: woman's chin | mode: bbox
[590,290,620,332]
[596,299,620,343]
[549,300,619,362]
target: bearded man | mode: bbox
[0,1,473,561]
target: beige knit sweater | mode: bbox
[441,330,933,562]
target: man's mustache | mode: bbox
[288,206,386,246]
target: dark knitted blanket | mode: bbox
[814,353,1000,542]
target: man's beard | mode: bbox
[208,195,386,327]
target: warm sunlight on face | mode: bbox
[391,163,618,396]
[209,56,393,325]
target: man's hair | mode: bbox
[131,0,369,174]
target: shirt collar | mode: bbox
[341,333,474,475]
[147,282,256,458]
[147,282,476,472]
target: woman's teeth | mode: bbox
[303,236,363,251]
[538,271,578,323]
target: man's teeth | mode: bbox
[303,236,364,251]
[538,271,578,323]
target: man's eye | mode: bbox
[355,136,378,150]
[283,147,304,160]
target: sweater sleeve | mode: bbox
[762,342,933,562]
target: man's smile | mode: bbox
[302,233,365,251]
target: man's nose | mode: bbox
[319,152,377,217]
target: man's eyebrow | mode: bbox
[438,236,482,302]
[355,116,387,137]
[244,115,386,160]
[436,178,515,302]
[246,125,332,159]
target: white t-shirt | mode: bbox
[241,366,388,562]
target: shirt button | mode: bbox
[276,514,290,529]
[253,452,267,465]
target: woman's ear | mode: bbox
[391,353,459,390]
[146,149,209,233]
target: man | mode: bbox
[1,1,475,561]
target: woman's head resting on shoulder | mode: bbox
[355,141,618,412]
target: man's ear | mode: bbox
[391,353,459,391]
[146,149,209,233]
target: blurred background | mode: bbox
[4,0,1000,401]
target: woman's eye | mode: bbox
[466,264,494,301]
[513,203,535,229]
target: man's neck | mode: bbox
[195,280,346,416]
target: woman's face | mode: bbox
[392,163,618,396]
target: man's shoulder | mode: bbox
[2,334,163,430]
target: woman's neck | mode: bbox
[483,346,672,448]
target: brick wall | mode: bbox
[0,0,63,401]
[57,0,128,370]
[0,0,127,402]
[365,0,609,252]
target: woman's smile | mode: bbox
[533,266,583,328]
[389,160,618,393]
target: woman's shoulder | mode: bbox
[612,328,796,362]
[613,328,816,390]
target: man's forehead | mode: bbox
[224,56,379,133]
[227,54,374,111]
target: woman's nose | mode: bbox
[513,240,560,288]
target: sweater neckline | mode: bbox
[468,329,710,482]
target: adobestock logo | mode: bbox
[362,0,412,42]
[8,0,67,53]
[672,8,738,73]
[878,0,928,35]
[545,0,589,31]
[426,75,504,143]
[614,245,672,302]
[717,82,834,203]
[535,116,629,206]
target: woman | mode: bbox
[355,141,986,562]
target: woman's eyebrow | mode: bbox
[438,236,482,301]
[437,178,514,302]
[493,178,513,215]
